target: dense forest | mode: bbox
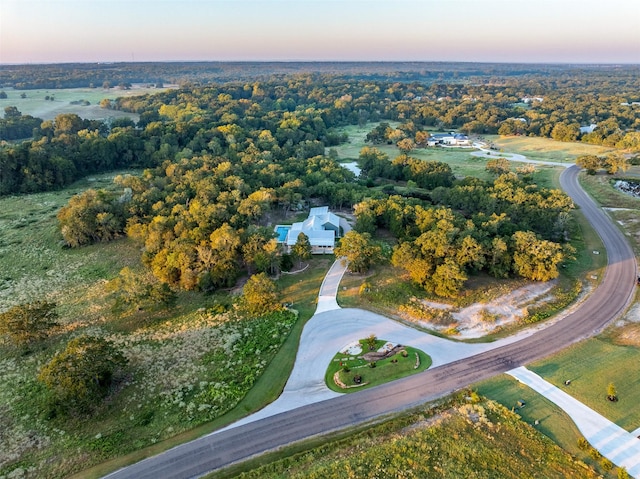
[25,74,578,298]
[4,61,638,89]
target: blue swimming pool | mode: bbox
[275,225,291,242]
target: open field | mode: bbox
[0,171,141,312]
[0,84,175,121]
[333,123,562,187]
[475,376,612,475]
[529,338,640,431]
[214,395,611,479]
[579,170,640,209]
[488,135,616,163]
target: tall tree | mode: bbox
[511,230,565,281]
[334,230,382,274]
[239,273,281,316]
[291,232,312,268]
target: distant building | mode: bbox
[580,124,598,134]
[427,132,470,146]
[521,96,544,103]
[275,206,341,254]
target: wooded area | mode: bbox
[3,67,635,297]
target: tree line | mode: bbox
[3,69,639,194]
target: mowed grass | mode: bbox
[579,170,640,209]
[0,84,175,121]
[528,338,640,431]
[488,135,616,163]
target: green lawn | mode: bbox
[529,338,640,431]
[579,171,640,209]
[324,338,431,393]
[333,123,564,186]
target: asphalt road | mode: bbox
[105,165,637,479]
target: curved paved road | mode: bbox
[105,165,637,479]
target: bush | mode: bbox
[38,335,128,413]
[577,437,590,450]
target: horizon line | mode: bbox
[2,60,640,67]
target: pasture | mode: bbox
[488,135,616,163]
[0,84,175,121]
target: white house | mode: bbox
[580,124,598,134]
[427,132,470,146]
[275,206,341,254]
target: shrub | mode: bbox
[38,335,128,414]
[577,437,590,450]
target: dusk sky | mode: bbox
[1,0,639,64]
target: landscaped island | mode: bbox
[325,336,431,392]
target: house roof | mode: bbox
[284,206,339,247]
[285,229,335,247]
[309,206,329,216]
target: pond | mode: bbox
[341,161,361,177]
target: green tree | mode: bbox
[603,153,629,174]
[432,258,468,298]
[618,467,630,479]
[576,155,601,175]
[486,157,511,176]
[512,231,565,281]
[38,335,127,413]
[0,301,58,348]
[239,272,281,316]
[291,232,312,268]
[366,334,377,351]
[334,231,382,274]
[396,138,416,154]
[107,267,176,315]
[4,106,21,119]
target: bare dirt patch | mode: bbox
[412,281,557,338]
[610,301,640,346]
